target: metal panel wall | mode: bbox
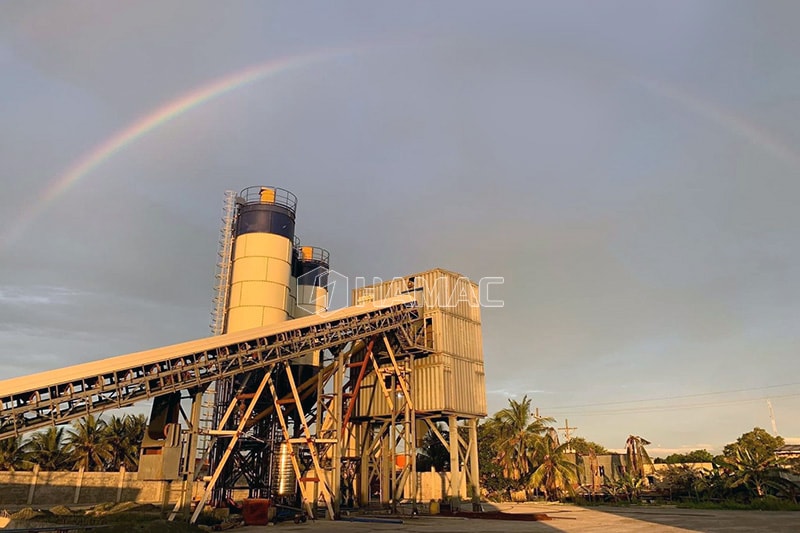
[428,310,483,362]
[353,269,481,323]
[355,354,486,418]
[353,269,486,419]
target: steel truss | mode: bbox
[0,299,419,441]
[184,328,428,523]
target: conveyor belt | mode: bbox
[0,296,418,440]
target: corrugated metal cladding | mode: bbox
[356,355,487,417]
[353,269,486,418]
[428,310,482,362]
[352,268,481,323]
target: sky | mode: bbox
[1,1,799,455]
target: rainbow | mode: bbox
[633,76,800,169]
[5,54,797,249]
[0,49,347,248]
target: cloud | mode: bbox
[2,2,800,452]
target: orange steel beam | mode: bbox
[342,337,376,432]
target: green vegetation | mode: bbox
[416,423,451,471]
[620,428,797,508]
[528,436,579,500]
[722,427,784,463]
[656,449,714,464]
[435,397,800,510]
[569,437,608,455]
[1,413,146,472]
[484,395,554,482]
[676,497,800,511]
[0,435,32,471]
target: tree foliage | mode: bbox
[0,435,31,471]
[27,427,71,471]
[568,437,608,455]
[416,424,450,472]
[722,428,784,461]
[722,444,786,498]
[105,414,147,471]
[528,435,579,500]
[67,414,114,471]
[664,449,714,464]
[0,413,147,472]
[624,435,653,478]
[483,395,553,482]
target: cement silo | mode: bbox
[226,186,296,332]
[209,186,297,504]
[290,246,329,395]
[295,246,330,318]
[287,237,301,320]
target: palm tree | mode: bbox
[67,415,113,471]
[0,435,31,471]
[28,427,71,471]
[486,395,553,482]
[528,435,579,501]
[104,414,147,471]
[416,423,450,471]
[123,414,147,471]
[625,435,653,479]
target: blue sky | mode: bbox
[1,1,799,454]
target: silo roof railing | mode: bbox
[299,246,330,265]
[237,186,298,213]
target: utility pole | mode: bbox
[559,419,577,443]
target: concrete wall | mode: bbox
[0,467,185,506]
[0,468,466,507]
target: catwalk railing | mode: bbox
[0,296,419,441]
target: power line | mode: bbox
[546,391,800,417]
[541,381,800,411]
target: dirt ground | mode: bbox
[239,502,800,533]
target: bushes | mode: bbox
[676,496,800,512]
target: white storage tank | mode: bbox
[225,186,296,332]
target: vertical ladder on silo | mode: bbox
[210,190,237,336]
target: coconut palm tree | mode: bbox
[103,414,147,471]
[486,395,554,482]
[104,415,134,471]
[123,414,147,471]
[0,435,31,471]
[67,415,113,471]
[625,435,653,478]
[528,435,579,501]
[28,427,71,471]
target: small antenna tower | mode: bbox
[767,399,778,436]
